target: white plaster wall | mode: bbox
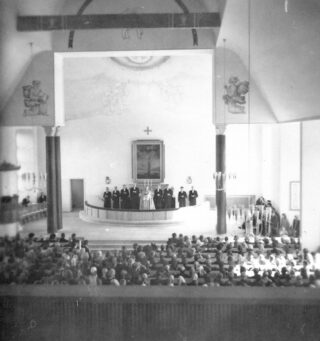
[279,123,300,221]
[301,120,320,251]
[260,124,281,210]
[60,112,215,207]
[60,54,215,208]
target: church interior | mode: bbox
[1,0,320,340]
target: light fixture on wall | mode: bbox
[186,176,192,184]
[21,172,46,192]
[213,172,237,191]
[105,176,111,185]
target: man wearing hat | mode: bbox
[178,186,187,207]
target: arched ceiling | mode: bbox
[216,0,320,122]
[1,0,320,123]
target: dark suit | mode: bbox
[163,188,173,209]
[112,190,120,209]
[188,190,198,206]
[292,218,300,237]
[130,186,140,209]
[153,188,163,209]
[103,191,112,208]
[178,190,187,207]
[120,188,130,209]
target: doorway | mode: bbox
[70,179,84,211]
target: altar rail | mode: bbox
[82,201,180,224]
[1,286,320,341]
[204,195,256,209]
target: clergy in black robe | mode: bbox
[153,185,163,209]
[103,187,112,208]
[163,186,173,209]
[112,186,120,209]
[188,186,198,206]
[178,187,187,207]
[130,184,140,210]
[120,185,130,209]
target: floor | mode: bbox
[21,208,245,249]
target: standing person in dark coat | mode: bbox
[130,183,140,210]
[112,186,120,209]
[120,185,130,209]
[188,186,198,206]
[171,187,176,208]
[292,215,300,237]
[153,185,163,209]
[163,186,173,209]
[270,210,280,236]
[178,186,187,207]
[103,187,112,208]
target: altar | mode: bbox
[81,201,181,225]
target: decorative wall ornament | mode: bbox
[223,76,249,114]
[22,80,49,116]
[186,176,192,184]
[21,172,46,192]
[213,172,236,190]
[105,176,111,184]
[110,56,170,70]
[102,82,129,115]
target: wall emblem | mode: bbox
[22,80,49,116]
[223,76,249,114]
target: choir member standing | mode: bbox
[103,187,112,208]
[153,184,163,209]
[120,185,130,209]
[130,183,140,210]
[178,186,187,207]
[163,186,173,209]
[171,187,176,208]
[112,186,120,209]
[188,186,198,206]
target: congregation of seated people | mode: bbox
[1,231,320,288]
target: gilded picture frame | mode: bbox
[132,140,164,183]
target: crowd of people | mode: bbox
[235,196,300,238]
[21,192,47,207]
[102,184,198,210]
[1,231,319,288]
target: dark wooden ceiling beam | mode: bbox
[17,13,220,31]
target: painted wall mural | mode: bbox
[223,76,249,114]
[22,80,49,117]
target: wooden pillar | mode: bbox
[216,125,227,234]
[0,127,20,237]
[45,127,62,233]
